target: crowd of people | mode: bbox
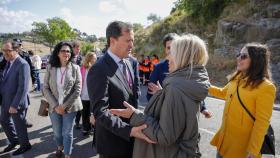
[0,20,276,158]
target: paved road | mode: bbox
[0,71,279,158]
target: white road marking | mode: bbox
[199,128,215,135]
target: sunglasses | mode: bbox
[60,49,71,53]
[236,53,249,60]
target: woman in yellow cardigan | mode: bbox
[209,43,276,158]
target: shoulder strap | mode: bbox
[237,81,256,121]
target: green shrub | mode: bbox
[174,0,235,23]
[81,42,94,56]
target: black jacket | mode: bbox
[19,51,35,84]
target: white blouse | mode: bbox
[81,69,89,100]
[57,67,67,105]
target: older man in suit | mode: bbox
[71,41,83,129]
[0,40,32,155]
[87,21,153,158]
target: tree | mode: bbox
[98,37,107,43]
[132,23,144,33]
[174,0,233,22]
[80,42,94,55]
[32,17,77,51]
[147,13,161,24]
[86,34,97,43]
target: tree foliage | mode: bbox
[32,17,76,51]
[147,13,162,24]
[174,0,234,23]
[132,23,144,33]
[80,42,95,55]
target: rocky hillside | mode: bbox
[135,0,280,102]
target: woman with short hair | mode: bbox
[43,41,82,158]
[209,43,276,158]
[111,34,210,158]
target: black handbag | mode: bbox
[237,82,275,155]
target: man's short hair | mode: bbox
[162,33,178,47]
[106,21,133,46]
[3,39,21,50]
[72,41,81,48]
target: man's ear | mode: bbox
[110,37,119,47]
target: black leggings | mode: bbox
[81,100,92,131]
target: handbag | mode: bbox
[38,98,49,117]
[237,82,275,155]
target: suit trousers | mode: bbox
[0,107,30,147]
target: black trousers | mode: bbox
[75,111,81,125]
[81,100,92,131]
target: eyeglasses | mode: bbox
[60,49,71,53]
[2,49,13,53]
[236,53,249,60]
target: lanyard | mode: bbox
[60,68,67,84]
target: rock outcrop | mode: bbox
[214,1,280,101]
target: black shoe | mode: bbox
[26,122,33,128]
[75,124,81,129]
[82,130,90,136]
[12,144,32,155]
[55,149,64,158]
[3,142,19,153]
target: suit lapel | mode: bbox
[63,63,71,91]
[3,57,19,81]
[50,66,59,97]
[104,53,133,95]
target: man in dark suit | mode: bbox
[87,21,152,158]
[71,41,83,129]
[0,40,32,155]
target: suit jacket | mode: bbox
[71,54,83,66]
[146,59,169,101]
[87,52,138,157]
[0,57,30,110]
[43,62,83,113]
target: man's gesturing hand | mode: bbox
[130,124,156,144]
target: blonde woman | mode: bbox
[110,34,210,158]
[209,43,276,158]
[80,52,97,135]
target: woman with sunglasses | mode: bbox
[209,43,276,158]
[43,41,83,158]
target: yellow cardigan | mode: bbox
[209,78,276,158]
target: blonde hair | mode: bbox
[170,34,209,72]
[82,52,97,69]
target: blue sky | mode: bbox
[0,0,176,37]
